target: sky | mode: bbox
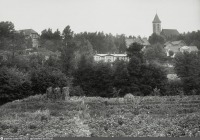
[0,0,200,37]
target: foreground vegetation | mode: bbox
[0,94,200,137]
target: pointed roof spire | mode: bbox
[152,14,161,23]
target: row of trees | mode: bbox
[40,27,128,54]
[1,21,200,105]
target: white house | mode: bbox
[94,54,129,62]
[180,46,198,53]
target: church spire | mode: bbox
[152,13,161,35]
[152,14,161,23]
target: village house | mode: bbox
[164,40,186,57]
[164,40,198,57]
[180,46,198,53]
[125,37,150,51]
[94,53,129,62]
[19,29,40,48]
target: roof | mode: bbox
[152,14,161,23]
[164,41,171,46]
[171,40,186,45]
[94,54,127,57]
[161,29,179,37]
[165,45,181,53]
[142,38,151,46]
[125,38,150,47]
[19,29,38,36]
[95,54,108,57]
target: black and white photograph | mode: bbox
[0,0,200,138]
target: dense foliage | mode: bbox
[30,67,70,94]
[148,33,165,45]
[1,20,200,104]
[174,52,200,94]
[73,43,167,97]
[0,67,32,104]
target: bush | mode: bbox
[70,86,84,96]
[0,66,32,104]
[166,80,183,96]
[30,67,70,94]
[124,93,135,102]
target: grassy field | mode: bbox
[0,95,200,137]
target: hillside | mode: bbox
[0,95,200,137]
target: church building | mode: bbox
[152,14,179,37]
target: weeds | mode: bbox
[0,94,200,137]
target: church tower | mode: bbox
[152,14,161,35]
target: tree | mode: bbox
[114,34,127,53]
[126,42,144,61]
[8,32,26,59]
[73,55,94,95]
[144,43,167,63]
[127,56,142,93]
[30,66,69,94]
[148,33,165,45]
[0,66,32,104]
[0,21,15,38]
[0,21,15,50]
[112,60,130,96]
[174,52,200,94]
[62,25,73,45]
[40,28,62,52]
[139,64,167,95]
[60,41,77,76]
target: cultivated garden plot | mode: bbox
[0,95,200,137]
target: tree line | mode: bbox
[0,21,200,105]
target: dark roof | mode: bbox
[125,38,150,47]
[142,38,151,46]
[161,29,179,37]
[152,14,161,23]
[19,29,38,36]
[165,45,181,53]
[171,40,186,45]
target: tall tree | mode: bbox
[0,21,15,50]
[148,33,165,45]
[144,43,167,63]
[40,28,62,52]
[126,42,144,61]
[62,25,73,45]
[174,51,200,94]
[60,41,77,76]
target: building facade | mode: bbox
[19,29,40,48]
[94,54,129,62]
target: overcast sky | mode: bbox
[0,0,200,37]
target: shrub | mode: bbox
[70,86,84,96]
[166,79,183,96]
[124,93,135,103]
[30,67,70,94]
[151,87,161,96]
[0,66,32,104]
